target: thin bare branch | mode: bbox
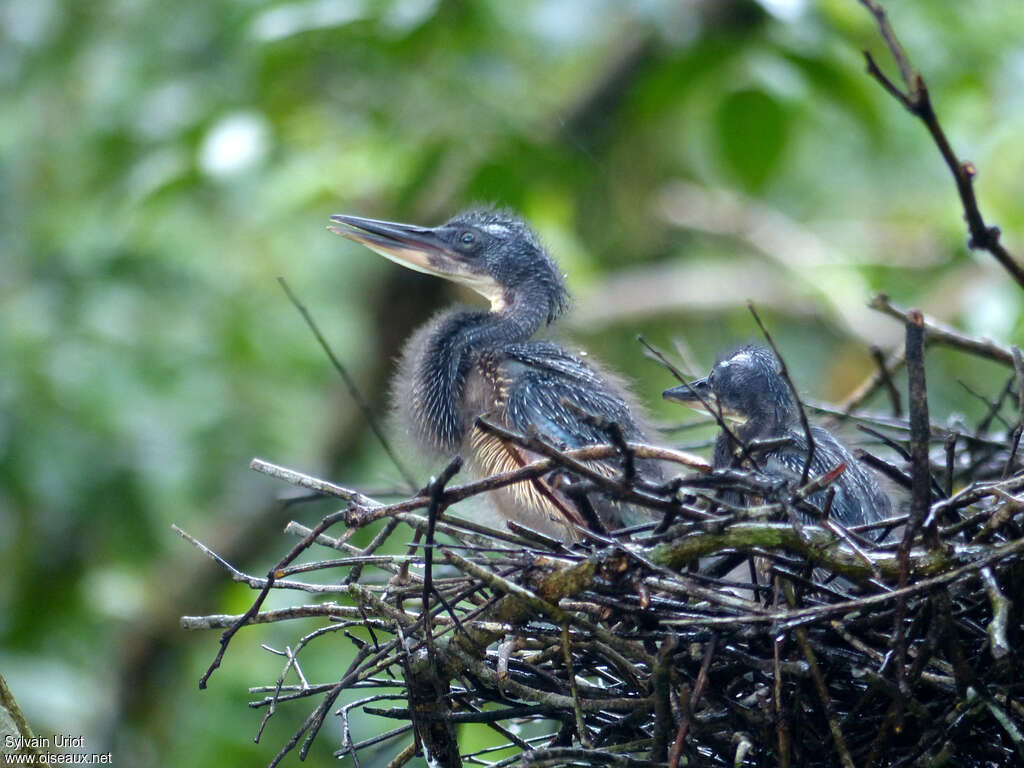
[858,0,1024,289]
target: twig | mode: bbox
[637,334,687,383]
[855,424,946,499]
[976,373,1018,437]
[181,605,369,629]
[869,344,902,417]
[346,440,710,527]
[250,458,380,507]
[383,741,416,768]
[668,632,715,766]
[889,308,931,724]
[474,418,712,521]
[562,624,590,747]
[661,533,1024,630]
[784,583,856,768]
[905,310,935,541]
[186,506,349,688]
[422,458,463,645]
[1007,346,1024,476]
[748,302,816,484]
[980,567,1011,660]
[277,277,417,489]
[0,674,45,759]
[562,400,637,484]
[858,0,1024,289]
[870,293,1014,366]
[650,635,676,761]
[268,638,394,768]
[959,380,1013,434]
[772,580,791,768]
[944,433,958,499]
[837,346,906,417]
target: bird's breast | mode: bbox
[464,424,584,541]
[458,351,511,426]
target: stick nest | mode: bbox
[180,312,1024,767]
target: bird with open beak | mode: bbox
[330,208,663,541]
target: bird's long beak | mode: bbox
[328,213,505,308]
[328,214,459,278]
[663,378,748,424]
[663,377,713,409]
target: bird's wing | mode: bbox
[502,361,637,448]
[760,427,890,529]
[493,343,658,530]
[500,342,641,447]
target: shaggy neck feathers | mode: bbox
[413,293,551,451]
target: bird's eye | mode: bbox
[460,231,475,245]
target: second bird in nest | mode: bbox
[664,345,892,532]
[329,208,660,540]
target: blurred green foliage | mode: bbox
[1,0,1022,765]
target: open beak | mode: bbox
[329,213,504,308]
[327,214,461,278]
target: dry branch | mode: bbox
[858,0,1024,290]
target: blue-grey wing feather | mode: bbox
[761,426,891,530]
[502,342,642,447]
[497,342,658,528]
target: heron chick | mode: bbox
[664,345,891,531]
[330,208,659,540]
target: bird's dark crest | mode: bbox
[709,345,796,430]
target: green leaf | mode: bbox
[713,87,790,192]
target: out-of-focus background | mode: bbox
[2,0,1022,765]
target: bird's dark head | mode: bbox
[662,346,796,436]
[329,208,569,325]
